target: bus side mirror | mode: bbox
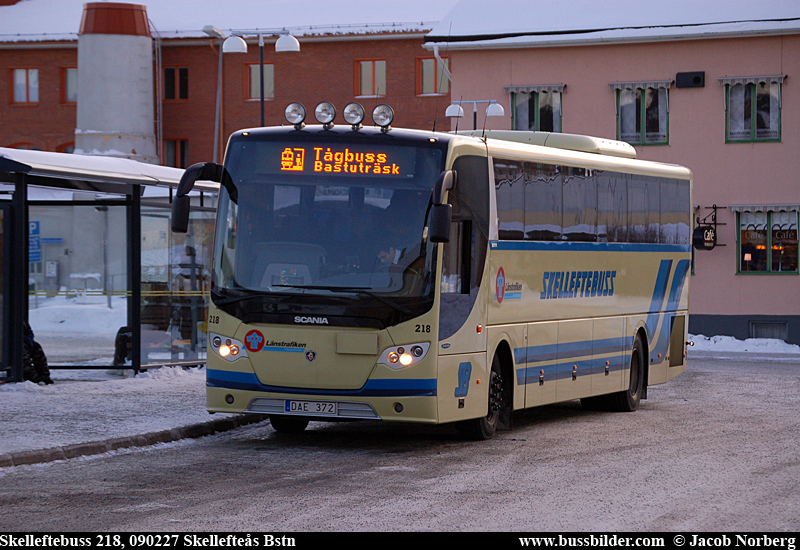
[433,169,456,207]
[429,203,452,243]
[171,162,230,233]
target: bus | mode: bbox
[172,101,692,440]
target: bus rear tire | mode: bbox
[458,354,505,440]
[269,415,310,434]
[581,333,645,412]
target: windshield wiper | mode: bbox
[210,288,261,306]
[273,284,412,315]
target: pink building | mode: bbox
[426,0,800,344]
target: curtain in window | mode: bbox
[771,211,798,272]
[619,89,640,143]
[728,84,750,140]
[644,88,667,143]
[740,211,768,272]
[539,91,561,133]
[756,82,780,140]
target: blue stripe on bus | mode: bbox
[511,256,690,388]
[206,368,437,397]
[490,241,691,253]
[514,337,630,366]
[516,356,629,386]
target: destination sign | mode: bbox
[274,143,417,178]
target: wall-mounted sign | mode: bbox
[693,225,716,250]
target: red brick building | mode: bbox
[0,0,455,167]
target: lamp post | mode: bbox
[446,99,505,130]
[202,25,243,163]
[226,30,300,127]
[204,27,299,159]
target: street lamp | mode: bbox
[226,30,300,127]
[446,99,505,130]
[203,25,245,163]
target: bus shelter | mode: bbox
[0,147,217,382]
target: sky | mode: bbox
[0,0,461,41]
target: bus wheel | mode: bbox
[582,334,645,412]
[269,415,310,434]
[459,354,505,440]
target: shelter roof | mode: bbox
[0,147,217,195]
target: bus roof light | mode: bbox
[314,101,336,129]
[285,103,306,129]
[372,104,394,133]
[343,102,365,130]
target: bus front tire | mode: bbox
[459,354,505,440]
[269,414,310,434]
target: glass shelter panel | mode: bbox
[28,200,127,366]
[141,204,213,366]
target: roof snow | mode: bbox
[426,0,800,48]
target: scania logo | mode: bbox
[294,316,329,325]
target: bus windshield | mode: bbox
[212,136,445,326]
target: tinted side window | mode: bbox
[597,172,628,243]
[524,162,561,240]
[561,166,597,242]
[628,174,660,243]
[494,158,525,240]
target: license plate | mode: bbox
[284,400,337,416]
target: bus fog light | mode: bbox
[394,403,404,413]
[225,394,235,404]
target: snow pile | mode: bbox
[689,334,800,354]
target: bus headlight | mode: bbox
[378,342,430,369]
[210,332,249,362]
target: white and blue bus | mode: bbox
[173,102,691,439]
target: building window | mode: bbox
[720,76,784,142]
[611,81,671,145]
[11,68,39,103]
[737,210,798,273]
[57,143,75,154]
[164,67,188,100]
[61,68,78,103]
[164,139,188,168]
[507,86,564,132]
[418,58,448,95]
[356,60,386,97]
[246,63,274,100]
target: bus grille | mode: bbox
[245,398,381,420]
